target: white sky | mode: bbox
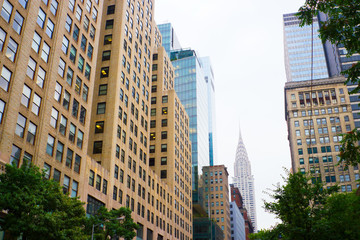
[155,0,305,230]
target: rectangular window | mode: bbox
[100,67,109,78]
[70,45,77,63]
[93,141,102,154]
[102,50,111,61]
[56,141,64,162]
[85,63,91,80]
[41,42,50,62]
[31,93,41,115]
[13,11,24,34]
[46,134,55,156]
[72,99,79,117]
[83,16,89,32]
[10,145,21,167]
[74,154,81,173]
[77,129,83,148]
[95,175,101,190]
[65,15,72,32]
[90,24,95,39]
[21,84,31,107]
[87,44,93,59]
[0,99,5,123]
[105,19,114,29]
[69,123,76,142]
[81,35,87,51]
[71,180,78,198]
[58,58,66,77]
[104,34,112,44]
[1,0,13,23]
[75,5,82,21]
[97,102,106,114]
[75,76,82,94]
[73,24,79,41]
[46,18,54,38]
[26,122,37,145]
[89,170,94,186]
[37,8,46,28]
[54,82,62,102]
[63,90,70,110]
[50,107,59,128]
[69,0,75,11]
[15,114,26,138]
[63,175,70,194]
[62,36,69,54]
[78,55,84,72]
[6,37,18,62]
[65,148,73,168]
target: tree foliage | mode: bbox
[85,207,138,240]
[0,163,87,240]
[297,0,360,167]
[250,171,360,240]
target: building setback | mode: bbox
[0,0,192,239]
[285,76,360,192]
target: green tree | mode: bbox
[86,207,138,240]
[251,171,360,240]
[0,163,87,240]
[297,0,360,167]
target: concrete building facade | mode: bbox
[285,76,360,192]
[230,202,245,240]
[0,0,193,239]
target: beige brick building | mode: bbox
[0,0,192,239]
[285,76,360,191]
[201,165,230,240]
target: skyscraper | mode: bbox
[170,49,210,203]
[283,12,340,82]
[200,57,217,166]
[157,23,181,56]
[232,129,257,231]
[285,76,360,194]
[0,0,193,239]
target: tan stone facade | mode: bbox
[201,165,230,240]
[285,76,360,191]
[0,0,192,239]
[149,46,193,239]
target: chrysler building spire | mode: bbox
[233,128,257,231]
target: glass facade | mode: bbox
[283,13,329,82]
[170,49,210,201]
[157,23,181,56]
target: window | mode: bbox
[85,63,91,80]
[59,115,67,135]
[46,135,55,156]
[90,24,95,39]
[15,114,26,138]
[79,106,86,124]
[82,84,88,101]
[41,42,50,62]
[87,44,93,59]
[46,18,54,38]
[95,175,101,190]
[54,82,62,102]
[100,67,109,78]
[74,154,81,173]
[6,38,18,62]
[83,16,89,32]
[162,107,167,115]
[95,121,104,133]
[1,0,13,23]
[72,99,79,117]
[62,36,69,54]
[81,35,87,51]
[65,15,72,32]
[58,58,66,77]
[37,8,46,28]
[162,96,168,103]
[161,119,167,127]
[73,24,79,41]
[0,99,5,123]
[10,145,20,167]
[77,129,83,148]
[70,45,77,62]
[78,55,84,72]
[161,144,167,152]
[161,170,167,179]
[56,141,64,162]
[93,141,102,154]
[161,157,167,165]
[105,19,114,29]
[99,84,107,95]
[75,77,81,94]
[107,5,115,14]
[102,50,111,61]
[71,180,78,197]
[69,123,76,142]
[62,90,70,110]
[97,102,106,114]
[63,175,70,194]
[50,107,59,128]
[92,7,97,21]
[0,28,5,51]
[75,5,82,21]
[13,11,24,34]
[32,93,41,115]
[21,85,31,107]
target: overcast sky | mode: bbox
[155,0,306,230]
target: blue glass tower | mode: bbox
[157,23,181,56]
[200,57,216,166]
[170,49,210,202]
